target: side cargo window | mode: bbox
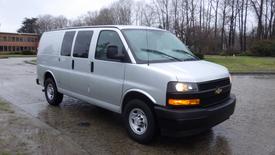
[61,31,75,56]
[95,30,129,62]
[73,31,93,58]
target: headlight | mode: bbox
[167,82,198,93]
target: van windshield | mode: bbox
[122,29,198,64]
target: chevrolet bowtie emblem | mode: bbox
[215,88,223,94]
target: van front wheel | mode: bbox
[123,99,156,144]
[44,78,63,106]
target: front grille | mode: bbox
[200,89,230,107]
[198,77,231,107]
[198,78,230,91]
[167,78,232,108]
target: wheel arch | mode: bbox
[44,70,57,86]
[121,89,157,113]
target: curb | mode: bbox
[231,72,275,75]
[24,60,36,65]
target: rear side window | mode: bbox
[61,31,75,56]
[73,31,93,58]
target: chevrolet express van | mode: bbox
[36,25,236,143]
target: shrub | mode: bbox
[237,51,253,56]
[22,50,34,55]
[250,40,275,57]
[193,52,204,59]
[219,51,239,56]
[219,51,228,56]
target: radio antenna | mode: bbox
[146,28,149,66]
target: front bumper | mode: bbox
[154,94,236,135]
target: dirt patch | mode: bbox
[0,101,14,113]
[0,99,88,155]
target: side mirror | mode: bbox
[106,45,124,60]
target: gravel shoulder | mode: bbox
[0,99,89,155]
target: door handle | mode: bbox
[72,60,74,70]
[90,61,94,72]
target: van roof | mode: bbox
[55,25,164,31]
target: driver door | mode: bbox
[89,29,130,109]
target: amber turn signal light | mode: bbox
[168,99,200,106]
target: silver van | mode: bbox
[36,25,236,143]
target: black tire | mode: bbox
[44,78,63,106]
[123,99,156,144]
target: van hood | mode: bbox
[149,60,230,82]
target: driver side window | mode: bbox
[95,30,128,62]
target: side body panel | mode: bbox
[37,30,65,88]
[123,64,177,108]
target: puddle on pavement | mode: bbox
[12,76,275,155]
[2,58,274,154]
[77,122,91,127]
[22,96,237,155]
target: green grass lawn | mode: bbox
[205,55,275,72]
[0,55,36,58]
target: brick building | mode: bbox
[0,32,39,53]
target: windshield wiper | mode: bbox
[172,49,199,60]
[141,48,182,61]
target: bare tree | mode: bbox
[153,0,170,30]
[36,15,69,33]
[111,0,132,25]
[220,0,229,51]
[251,0,265,39]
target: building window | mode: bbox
[3,36,7,41]
[0,46,3,52]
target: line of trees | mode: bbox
[17,0,275,55]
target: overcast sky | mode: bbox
[0,0,116,32]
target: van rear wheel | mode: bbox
[123,99,156,144]
[44,78,63,106]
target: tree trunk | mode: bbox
[214,0,219,38]
[244,0,248,51]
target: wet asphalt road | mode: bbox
[0,57,274,155]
